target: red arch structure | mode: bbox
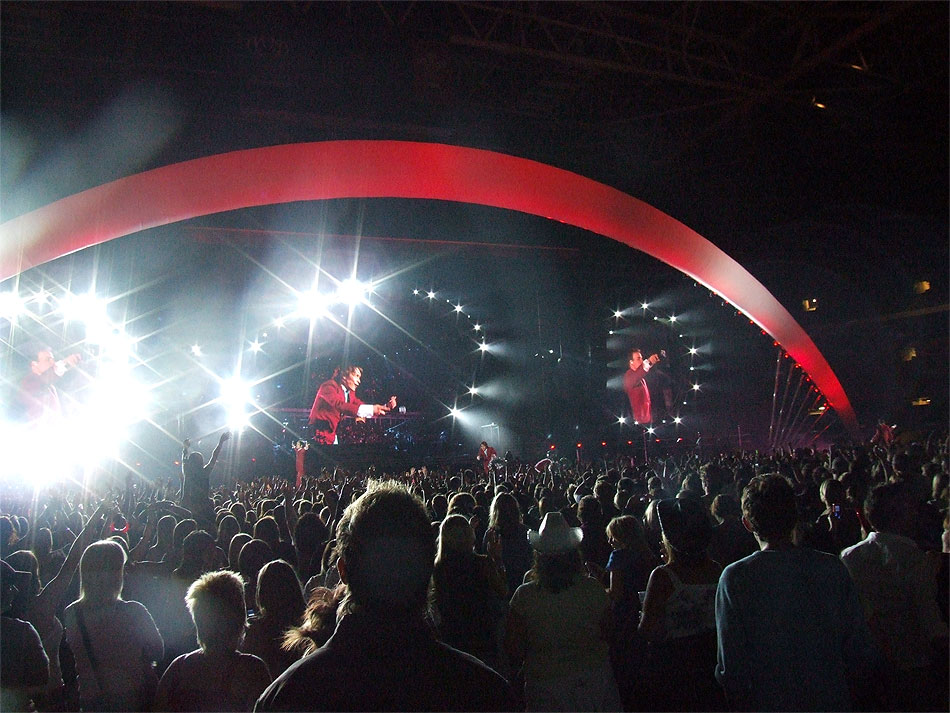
[0,140,858,436]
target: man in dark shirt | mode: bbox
[255,481,517,712]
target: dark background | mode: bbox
[2,2,946,476]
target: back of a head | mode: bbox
[606,515,640,549]
[295,512,328,555]
[865,481,914,536]
[335,480,435,614]
[711,494,741,524]
[577,495,601,525]
[819,478,846,506]
[173,519,198,553]
[79,539,126,606]
[157,514,177,544]
[256,559,305,624]
[238,539,273,584]
[254,516,280,548]
[179,529,216,573]
[742,475,797,544]
[446,492,476,518]
[437,514,476,561]
[489,492,522,534]
[187,570,247,653]
[228,533,252,570]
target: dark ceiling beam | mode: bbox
[450,1,769,88]
[448,35,759,96]
[666,1,915,162]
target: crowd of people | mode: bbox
[1,432,947,712]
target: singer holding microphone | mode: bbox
[19,344,82,422]
[308,365,397,445]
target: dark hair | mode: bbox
[256,559,305,626]
[253,516,280,550]
[332,365,362,383]
[741,475,797,543]
[865,481,912,534]
[334,480,435,614]
[531,549,584,594]
[577,495,601,525]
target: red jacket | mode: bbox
[308,379,364,444]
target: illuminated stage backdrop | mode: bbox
[0,141,858,436]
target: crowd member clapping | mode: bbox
[155,570,271,711]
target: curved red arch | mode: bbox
[0,140,857,435]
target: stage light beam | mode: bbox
[0,291,25,320]
[337,278,370,306]
[297,289,331,319]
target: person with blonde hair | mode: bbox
[63,540,164,711]
[155,570,271,711]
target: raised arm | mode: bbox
[38,502,108,612]
[206,430,232,471]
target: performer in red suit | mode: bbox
[19,344,81,422]
[476,441,497,475]
[293,440,309,488]
[308,365,396,445]
[623,348,659,425]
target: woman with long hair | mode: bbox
[483,492,533,598]
[63,540,164,711]
[432,515,507,668]
[242,560,306,678]
[504,512,620,712]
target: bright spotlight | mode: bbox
[468,386,479,395]
[692,384,700,391]
[450,407,461,418]
[337,278,370,306]
[478,342,489,352]
[427,291,436,300]
[454,304,463,313]
[0,291,25,320]
[412,289,419,295]
[689,347,697,355]
[273,316,286,328]
[191,344,203,357]
[613,310,623,319]
[618,416,627,424]
[646,427,655,434]
[473,324,481,331]
[641,302,649,309]
[249,340,263,353]
[220,376,253,429]
[60,292,109,326]
[297,289,331,318]
[31,290,52,307]
[669,315,677,322]
[673,416,682,424]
